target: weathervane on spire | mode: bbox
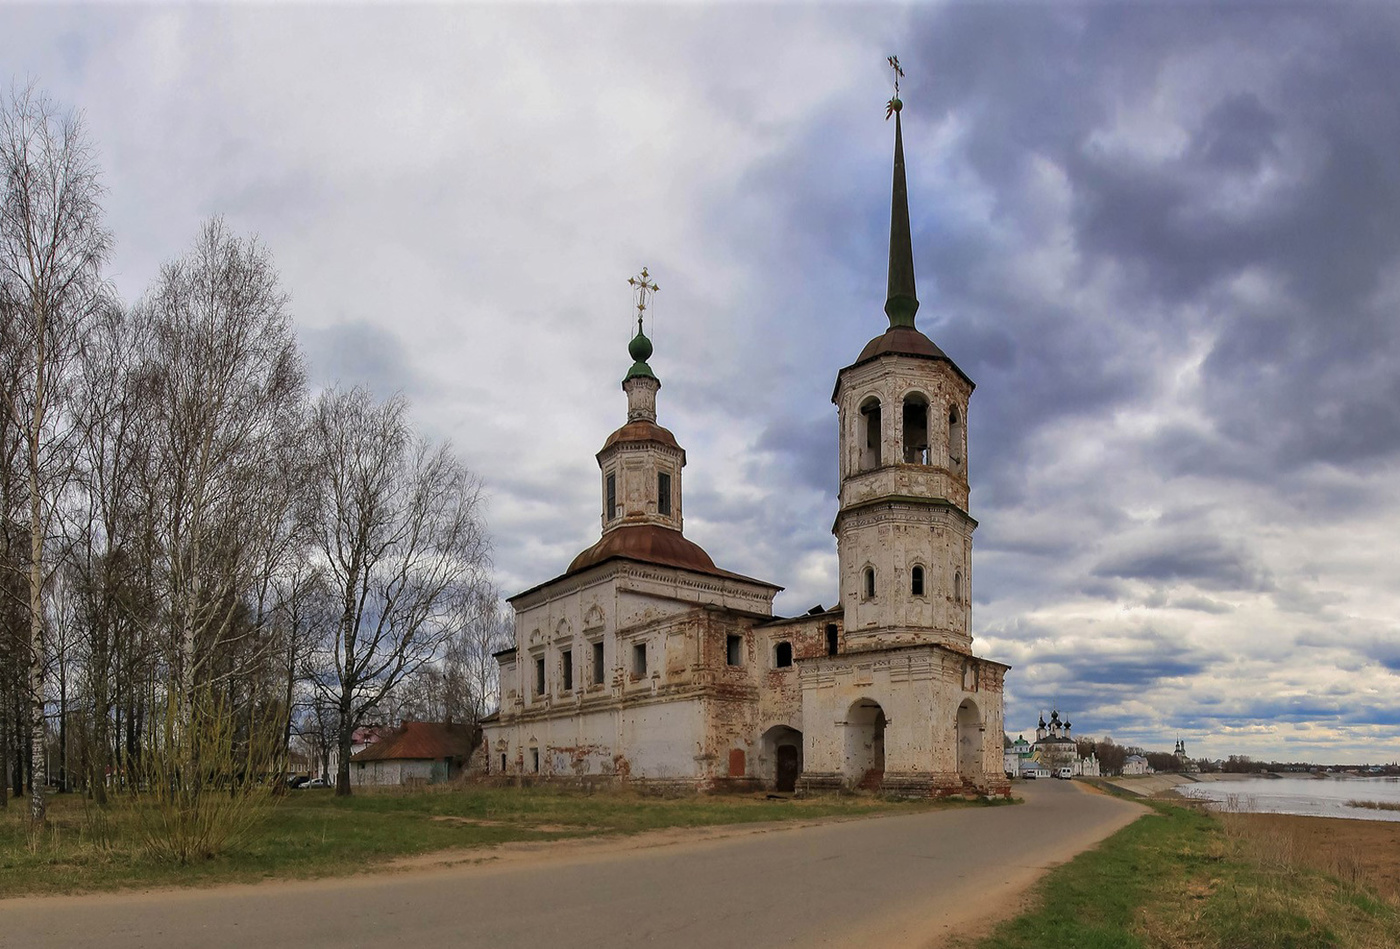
[627,266,659,335]
[886,55,905,120]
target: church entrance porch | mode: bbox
[760,725,803,792]
[844,699,886,790]
[957,698,983,782]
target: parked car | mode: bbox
[286,775,309,788]
[1057,766,1073,779]
[298,777,328,789]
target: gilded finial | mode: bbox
[886,55,904,119]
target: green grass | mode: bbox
[964,798,1400,949]
[0,785,976,899]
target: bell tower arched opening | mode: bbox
[948,405,964,472]
[860,397,882,469]
[902,393,929,464]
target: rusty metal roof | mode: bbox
[560,523,781,588]
[348,721,477,762]
[599,419,681,453]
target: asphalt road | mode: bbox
[3,780,1143,949]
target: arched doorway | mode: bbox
[845,699,886,787]
[760,725,803,792]
[957,699,983,780]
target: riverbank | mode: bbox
[963,791,1400,948]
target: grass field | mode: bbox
[963,792,1400,949]
[0,784,973,899]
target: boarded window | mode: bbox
[632,642,647,676]
[912,565,925,596]
[606,473,617,520]
[728,748,746,777]
[658,471,672,516]
[592,641,605,685]
[774,641,793,668]
[561,649,573,691]
[726,634,743,666]
[826,624,839,656]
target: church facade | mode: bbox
[482,95,1010,798]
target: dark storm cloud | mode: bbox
[895,4,1400,490]
[755,413,836,495]
[1093,533,1271,592]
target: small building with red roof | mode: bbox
[349,721,477,787]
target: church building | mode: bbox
[482,88,1010,798]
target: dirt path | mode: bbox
[2,780,1143,949]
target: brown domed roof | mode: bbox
[856,325,948,363]
[564,524,778,588]
[599,420,681,453]
[834,326,974,397]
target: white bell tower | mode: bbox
[832,92,977,654]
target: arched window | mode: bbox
[860,398,882,469]
[954,570,963,603]
[774,641,793,668]
[911,565,925,597]
[863,567,876,599]
[902,394,929,464]
[948,406,964,469]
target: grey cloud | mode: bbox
[1093,533,1272,593]
[299,319,422,396]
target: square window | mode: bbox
[774,641,793,668]
[726,634,743,666]
[632,642,647,677]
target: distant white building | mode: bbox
[1122,754,1150,776]
[1074,752,1100,777]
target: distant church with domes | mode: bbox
[482,84,1010,798]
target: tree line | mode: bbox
[1,86,501,832]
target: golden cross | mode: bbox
[627,266,659,334]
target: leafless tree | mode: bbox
[305,387,490,795]
[0,85,111,827]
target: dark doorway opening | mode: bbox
[775,746,800,792]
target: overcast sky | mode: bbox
[6,3,1399,764]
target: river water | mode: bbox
[1177,775,1400,822]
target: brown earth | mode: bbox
[1223,812,1400,902]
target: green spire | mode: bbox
[885,97,919,329]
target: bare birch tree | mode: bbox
[306,387,489,795]
[134,218,305,805]
[0,86,111,827]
